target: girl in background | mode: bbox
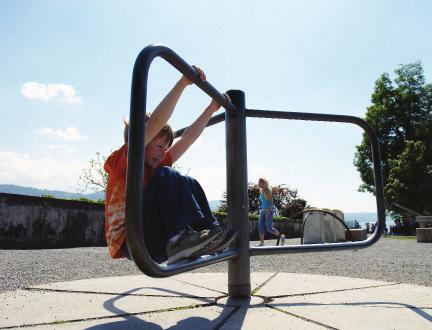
[257,178,284,246]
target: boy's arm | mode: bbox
[168,94,230,163]
[144,66,205,147]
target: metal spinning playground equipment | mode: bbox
[125,44,386,298]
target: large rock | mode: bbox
[416,228,432,243]
[303,209,346,244]
[347,228,367,241]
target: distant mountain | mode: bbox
[0,184,104,201]
[0,185,222,208]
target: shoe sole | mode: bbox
[204,230,238,255]
[166,231,222,264]
[190,230,238,257]
[189,228,228,257]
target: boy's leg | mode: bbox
[152,167,206,237]
[146,166,222,263]
[183,175,238,255]
[184,176,219,231]
[142,180,170,262]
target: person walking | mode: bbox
[257,178,284,246]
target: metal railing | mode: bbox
[125,44,386,295]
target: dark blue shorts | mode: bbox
[124,166,218,262]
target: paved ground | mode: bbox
[1,236,430,294]
[1,236,431,329]
[1,272,431,329]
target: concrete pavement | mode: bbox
[1,272,431,329]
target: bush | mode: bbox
[71,197,104,204]
[213,211,303,223]
[218,182,308,217]
[41,194,55,198]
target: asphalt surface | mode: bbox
[1,236,430,294]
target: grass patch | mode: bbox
[383,235,416,240]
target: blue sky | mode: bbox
[1,0,431,212]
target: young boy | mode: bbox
[105,66,236,263]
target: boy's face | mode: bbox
[144,136,170,169]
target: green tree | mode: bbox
[354,62,432,217]
[385,141,432,216]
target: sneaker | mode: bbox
[166,228,222,264]
[207,229,237,254]
[257,241,265,247]
[190,228,238,257]
[188,226,223,256]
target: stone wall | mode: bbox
[0,193,105,249]
[0,193,303,249]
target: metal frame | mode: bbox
[245,109,386,256]
[126,44,238,277]
[125,44,386,295]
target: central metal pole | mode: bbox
[226,89,251,297]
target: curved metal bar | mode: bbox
[246,109,385,256]
[126,44,239,277]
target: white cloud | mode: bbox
[21,82,81,103]
[34,127,87,141]
[0,151,85,192]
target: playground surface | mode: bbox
[1,271,431,329]
[2,236,431,294]
[1,237,431,329]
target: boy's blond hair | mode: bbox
[123,113,174,147]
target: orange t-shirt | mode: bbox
[104,144,172,259]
